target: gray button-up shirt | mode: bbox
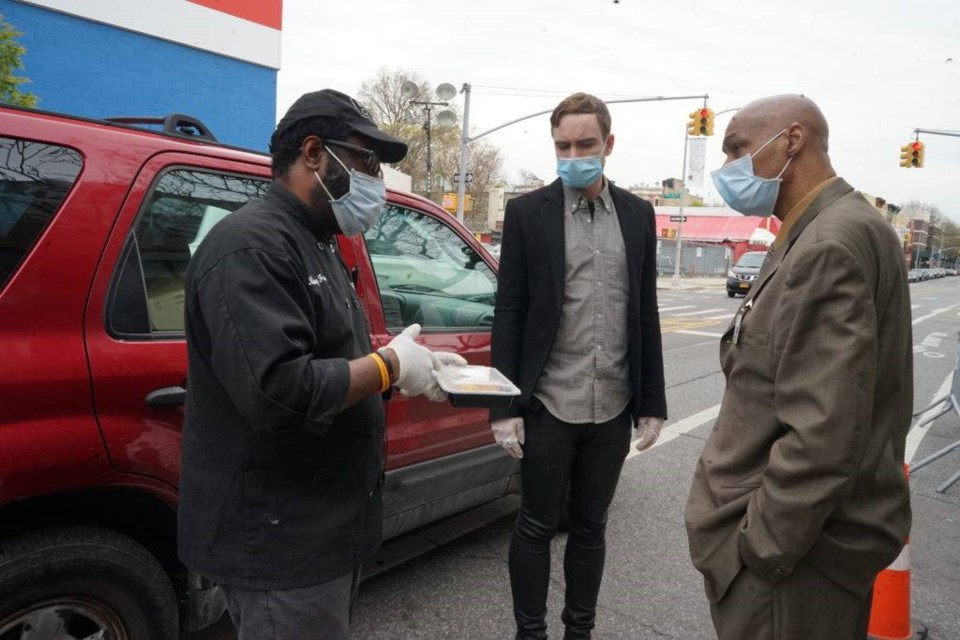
[534,180,631,424]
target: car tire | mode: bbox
[0,526,178,640]
[727,291,736,298]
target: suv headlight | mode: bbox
[727,270,736,278]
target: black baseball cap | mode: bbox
[272,89,408,162]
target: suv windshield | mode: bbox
[736,252,766,268]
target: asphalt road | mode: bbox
[193,276,960,639]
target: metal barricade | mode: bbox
[910,331,960,493]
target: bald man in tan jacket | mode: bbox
[685,95,913,640]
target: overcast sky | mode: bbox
[277,0,959,220]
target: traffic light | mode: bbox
[900,141,925,168]
[686,108,715,136]
[702,108,715,136]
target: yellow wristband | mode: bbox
[367,352,390,393]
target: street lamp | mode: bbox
[401,81,457,201]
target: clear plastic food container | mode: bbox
[433,365,521,408]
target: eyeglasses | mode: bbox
[325,139,382,178]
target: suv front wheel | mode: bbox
[0,527,178,640]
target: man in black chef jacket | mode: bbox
[178,89,464,640]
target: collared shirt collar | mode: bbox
[562,178,614,216]
[774,176,838,248]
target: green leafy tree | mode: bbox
[0,14,37,108]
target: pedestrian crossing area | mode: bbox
[654,290,960,338]
[657,291,738,337]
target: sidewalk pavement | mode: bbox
[657,276,726,290]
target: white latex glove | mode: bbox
[491,417,525,459]
[634,416,665,452]
[387,324,467,401]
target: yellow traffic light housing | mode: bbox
[687,108,715,136]
[900,141,925,168]
[687,110,700,136]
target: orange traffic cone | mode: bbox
[868,466,927,640]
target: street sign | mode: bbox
[453,172,474,184]
[687,137,706,186]
[669,215,687,222]
[664,192,681,199]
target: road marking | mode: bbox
[906,373,954,464]
[672,308,727,317]
[706,313,736,320]
[911,305,920,310]
[661,318,722,333]
[676,330,724,338]
[627,371,955,466]
[658,305,696,312]
[913,303,960,326]
[627,404,721,461]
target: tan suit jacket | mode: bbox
[685,178,913,602]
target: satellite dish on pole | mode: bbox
[435,83,457,101]
[436,110,457,127]
[401,81,420,100]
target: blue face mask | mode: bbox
[315,146,387,237]
[556,143,606,190]
[710,129,791,216]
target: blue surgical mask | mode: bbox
[557,144,606,189]
[315,146,387,237]
[710,129,791,216]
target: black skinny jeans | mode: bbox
[509,402,632,640]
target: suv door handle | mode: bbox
[146,386,187,408]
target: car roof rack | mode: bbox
[103,113,217,142]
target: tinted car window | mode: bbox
[364,204,497,330]
[0,137,82,289]
[134,169,268,332]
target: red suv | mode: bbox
[0,106,516,638]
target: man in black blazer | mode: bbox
[491,92,667,639]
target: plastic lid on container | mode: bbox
[433,365,520,396]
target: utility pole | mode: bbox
[401,81,457,204]
[672,134,689,285]
[456,83,472,225]
[409,100,447,200]
[937,227,945,267]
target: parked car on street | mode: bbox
[0,105,516,639]
[726,250,767,297]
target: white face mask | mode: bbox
[315,146,387,237]
[710,129,792,217]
